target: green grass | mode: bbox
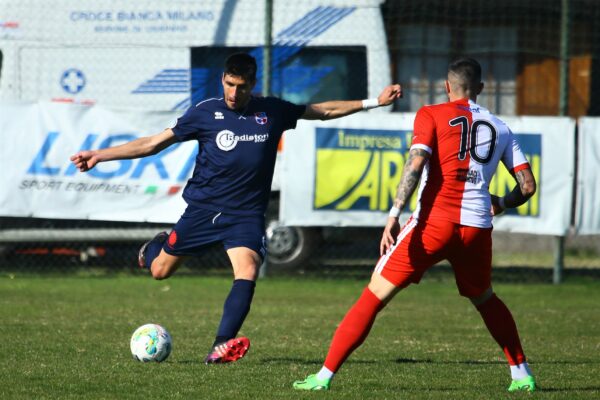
[1,274,599,399]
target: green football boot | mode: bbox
[293,374,331,391]
[508,375,537,392]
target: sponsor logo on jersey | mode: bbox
[215,129,269,151]
[214,112,224,120]
[457,104,481,113]
[254,112,268,125]
[456,168,480,184]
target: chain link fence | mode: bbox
[382,0,600,118]
[2,215,599,281]
[0,0,598,279]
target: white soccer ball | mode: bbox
[130,323,172,363]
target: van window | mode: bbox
[191,46,367,105]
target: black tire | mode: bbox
[265,220,321,271]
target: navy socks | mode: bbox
[213,279,256,346]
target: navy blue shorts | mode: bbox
[163,205,266,259]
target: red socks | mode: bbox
[324,287,384,372]
[321,289,525,372]
[476,294,526,365]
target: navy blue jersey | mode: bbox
[172,96,306,216]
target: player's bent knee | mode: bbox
[234,263,259,281]
[150,260,174,280]
[151,270,168,280]
[150,267,168,280]
[469,287,494,306]
[227,247,262,280]
[368,273,401,303]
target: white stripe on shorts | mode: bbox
[374,218,418,275]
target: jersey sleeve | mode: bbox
[411,107,435,154]
[501,128,530,173]
[277,99,306,131]
[171,105,204,142]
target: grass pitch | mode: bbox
[1,274,599,399]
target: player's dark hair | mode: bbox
[224,53,257,82]
[448,57,482,91]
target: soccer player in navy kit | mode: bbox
[71,53,402,364]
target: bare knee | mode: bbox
[227,247,261,281]
[367,273,401,304]
[469,287,494,307]
[234,262,259,281]
[150,259,176,280]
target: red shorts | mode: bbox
[374,217,492,298]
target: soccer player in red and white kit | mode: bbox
[294,57,537,392]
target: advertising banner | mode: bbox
[0,101,190,223]
[1,102,576,236]
[575,118,600,234]
[281,113,575,236]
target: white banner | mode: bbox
[281,113,575,236]
[0,101,191,223]
[575,118,600,234]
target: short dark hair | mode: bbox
[224,53,257,82]
[448,57,482,91]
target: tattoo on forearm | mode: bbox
[393,148,427,210]
[516,170,528,194]
[505,169,535,208]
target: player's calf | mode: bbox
[150,254,182,280]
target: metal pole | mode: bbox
[262,0,273,98]
[259,0,273,279]
[559,0,570,116]
[553,235,565,284]
[554,0,570,284]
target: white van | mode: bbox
[0,0,392,268]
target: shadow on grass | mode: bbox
[394,357,504,365]
[533,386,600,392]
[173,359,202,364]
[172,358,377,366]
[296,264,600,284]
[260,358,377,365]
[394,357,600,365]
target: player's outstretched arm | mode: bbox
[380,148,429,255]
[301,84,402,120]
[491,167,536,215]
[70,128,178,172]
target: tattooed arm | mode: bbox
[392,148,430,210]
[380,148,430,255]
[490,167,537,216]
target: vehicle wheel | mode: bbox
[265,220,321,270]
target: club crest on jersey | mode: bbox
[254,112,268,125]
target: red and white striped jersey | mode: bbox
[410,98,529,228]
